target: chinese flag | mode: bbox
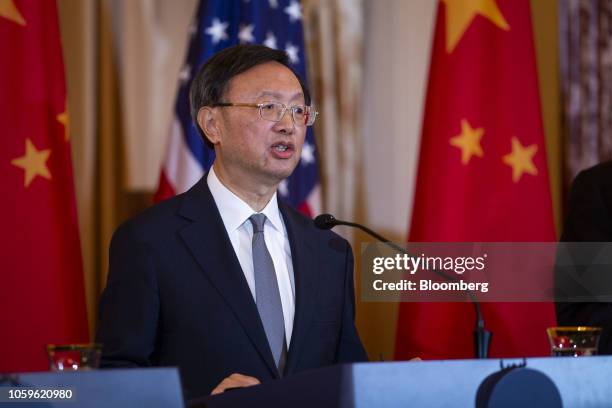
[395,0,556,359]
[0,0,89,371]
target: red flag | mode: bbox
[0,0,89,371]
[395,0,556,359]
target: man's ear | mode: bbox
[197,106,221,145]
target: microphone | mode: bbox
[313,213,336,229]
[314,213,491,359]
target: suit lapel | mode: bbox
[177,177,279,377]
[280,204,318,375]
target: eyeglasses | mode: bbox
[212,101,318,126]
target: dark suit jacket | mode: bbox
[556,161,612,354]
[96,176,368,398]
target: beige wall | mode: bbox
[112,0,197,191]
[358,0,437,360]
[362,1,436,242]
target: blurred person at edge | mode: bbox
[556,161,612,354]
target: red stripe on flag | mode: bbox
[297,202,312,218]
[154,170,177,203]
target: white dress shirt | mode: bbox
[207,166,295,345]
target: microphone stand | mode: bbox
[316,215,491,359]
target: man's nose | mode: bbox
[274,108,295,133]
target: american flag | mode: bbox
[155,0,321,217]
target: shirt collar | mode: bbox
[207,166,285,235]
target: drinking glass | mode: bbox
[546,327,601,357]
[46,343,102,371]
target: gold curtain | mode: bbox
[532,0,563,235]
[58,0,154,337]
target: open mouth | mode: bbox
[271,141,295,157]
[274,144,290,152]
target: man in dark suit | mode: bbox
[96,45,367,398]
[556,160,612,354]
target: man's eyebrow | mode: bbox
[256,90,304,101]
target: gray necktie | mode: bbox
[250,214,286,373]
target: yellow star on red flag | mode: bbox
[11,138,52,187]
[0,0,26,26]
[502,136,538,183]
[442,0,509,53]
[56,105,70,141]
[450,119,484,164]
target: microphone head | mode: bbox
[314,214,337,230]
